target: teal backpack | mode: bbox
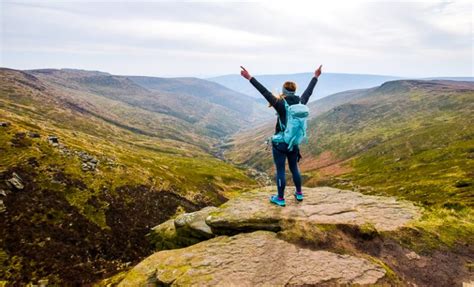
[272,99,309,151]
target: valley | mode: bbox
[226,79,474,251]
[0,68,261,284]
[1,68,473,285]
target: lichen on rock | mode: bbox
[147,206,218,250]
[119,231,386,286]
[206,186,420,234]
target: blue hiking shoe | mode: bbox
[294,192,304,202]
[270,195,286,207]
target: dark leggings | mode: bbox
[272,142,302,198]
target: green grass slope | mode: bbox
[0,68,257,285]
[28,69,270,139]
[226,80,474,249]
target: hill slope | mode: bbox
[128,75,271,125]
[0,68,259,285]
[225,80,474,247]
[28,69,269,140]
[208,72,401,101]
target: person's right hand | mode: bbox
[240,66,252,80]
[315,65,322,78]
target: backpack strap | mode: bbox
[277,98,289,131]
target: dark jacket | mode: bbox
[250,76,318,134]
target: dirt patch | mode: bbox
[279,222,473,286]
[0,166,202,285]
[300,151,339,171]
[300,150,352,177]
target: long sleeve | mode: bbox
[300,77,318,105]
[249,77,277,107]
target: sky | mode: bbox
[0,0,472,78]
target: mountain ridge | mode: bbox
[208,72,402,101]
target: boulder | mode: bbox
[6,172,24,190]
[119,231,386,286]
[117,187,422,286]
[206,186,420,234]
[0,199,5,213]
[47,135,59,147]
[81,162,96,172]
[174,206,217,239]
[148,207,218,250]
[78,151,99,171]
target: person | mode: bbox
[240,65,322,206]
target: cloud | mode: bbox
[1,0,472,77]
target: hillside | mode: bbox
[0,68,259,285]
[225,80,474,248]
[2,69,473,285]
[128,75,271,125]
[208,72,400,100]
[28,69,269,140]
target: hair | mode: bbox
[269,81,297,107]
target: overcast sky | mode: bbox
[1,0,472,77]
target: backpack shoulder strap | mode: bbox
[277,98,289,131]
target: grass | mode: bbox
[229,80,474,249]
[0,69,258,285]
[395,206,474,251]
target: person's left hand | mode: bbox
[240,66,252,80]
[315,65,323,78]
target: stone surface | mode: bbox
[47,135,59,147]
[0,199,5,213]
[6,172,24,190]
[206,186,420,233]
[119,231,386,286]
[174,206,217,238]
[0,189,8,197]
[77,151,99,171]
[148,207,218,250]
[406,251,421,260]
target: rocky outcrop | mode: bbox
[120,231,386,286]
[150,187,420,244]
[6,172,24,190]
[116,187,421,286]
[147,206,217,250]
[0,199,5,213]
[206,186,420,234]
[78,151,99,171]
[47,135,59,147]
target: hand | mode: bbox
[240,66,252,80]
[314,65,322,78]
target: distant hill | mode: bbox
[28,69,270,139]
[423,77,473,81]
[208,72,401,101]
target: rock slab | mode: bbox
[119,231,386,286]
[148,207,217,250]
[206,186,421,233]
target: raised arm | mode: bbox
[300,65,322,105]
[240,66,277,107]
